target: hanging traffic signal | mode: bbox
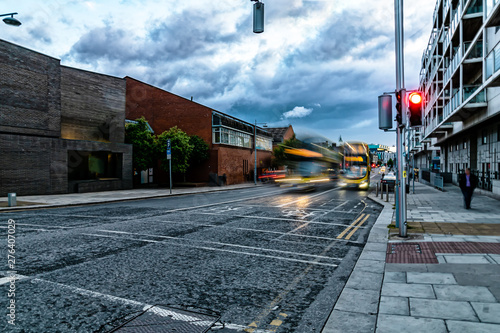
[408,91,423,127]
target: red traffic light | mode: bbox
[408,92,422,105]
[408,91,423,127]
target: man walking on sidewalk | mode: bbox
[459,168,478,209]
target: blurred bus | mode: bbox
[275,143,341,190]
[339,142,371,190]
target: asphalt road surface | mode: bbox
[1,182,382,332]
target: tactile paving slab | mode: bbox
[386,242,500,264]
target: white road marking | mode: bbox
[194,213,362,228]
[96,229,342,261]
[0,226,48,231]
[83,232,338,267]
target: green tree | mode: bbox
[387,158,394,168]
[188,135,210,167]
[125,117,156,171]
[272,134,302,168]
[157,126,193,174]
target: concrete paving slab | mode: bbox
[362,243,387,252]
[409,298,478,321]
[471,302,500,324]
[334,288,379,315]
[383,271,406,283]
[345,271,383,291]
[381,283,435,299]
[385,263,429,272]
[442,254,492,264]
[434,285,497,302]
[379,296,409,316]
[354,259,385,274]
[359,250,387,261]
[321,310,376,333]
[376,314,446,333]
[407,272,457,285]
[489,254,500,264]
[446,320,500,333]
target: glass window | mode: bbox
[463,140,467,149]
[212,114,221,126]
[212,127,253,148]
[482,130,488,144]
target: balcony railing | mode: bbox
[486,42,500,79]
[465,0,483,14]
[444,0,451,16]
[463,85,486,103]
[464,40,483,59]
[443,89,462,118]
[444,48,462,83]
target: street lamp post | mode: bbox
[1,12,21,26]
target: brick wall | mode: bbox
[0,133,132,196]
[0,39,61,137]
[126,77,212,143]
[214,145,272,184]
[61,66,126,143]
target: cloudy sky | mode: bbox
[1,0,435,146]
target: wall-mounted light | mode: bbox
[1,12,22,27]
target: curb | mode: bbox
[322,193,393,333]
[0,184,262,212]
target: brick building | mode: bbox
[125,77,273,185]
[0,39,132,195]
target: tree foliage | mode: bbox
[272,134,302,168]
[157,126,193,174]
[125,117,156,171]
[188,135,210,167]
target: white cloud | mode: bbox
[282,106,313,119]
[350,119,374,129]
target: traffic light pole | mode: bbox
[394,0,407,237]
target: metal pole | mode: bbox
[169,158,172,194]
[254,120,257,185]
[395,0,407,237]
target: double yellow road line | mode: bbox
[337,213,370,240]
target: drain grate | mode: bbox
[106,305,220,333]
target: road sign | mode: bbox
[403,170,407,178]
[166,139,171,160]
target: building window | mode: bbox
[497,125,500,141]
[482,130,488,144]
[456,163,460,173]
[212,127,260,149]
[456,142,459,151]
[463,140,467,149]
[449,145,453,152]
[450,163,453,172]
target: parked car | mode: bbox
[379,166,386,174]
[380,172,396,191]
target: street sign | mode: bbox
[166,139,171,160]
[403,170,407,178]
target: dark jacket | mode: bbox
[459,173,478,191]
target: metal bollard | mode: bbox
[385,184,389,202]
[8,193,17,207]
[376,182,379,197]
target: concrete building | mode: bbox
[125,77,273,185]
[415,0,500,195]
[0,40,132,195]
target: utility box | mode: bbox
[8,193,16,207]
[253,2,264,33]
[378,94,393,130]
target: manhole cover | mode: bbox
[106,305,220,333]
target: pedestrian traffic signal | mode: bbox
[408,91,423,127]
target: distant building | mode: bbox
[125,77,273,185]
[0,40,132,196]
[267,125,295,149]
[415,0,500,194]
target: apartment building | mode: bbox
[414,0,500,195]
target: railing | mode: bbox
[464,40,483,59]
[443,89,461,118]
[486,42,500,79]
[450,4,461,36]
[465,0,483,14]
[444,0,451,16]
[464,85,486,103]
[444,48,461,83]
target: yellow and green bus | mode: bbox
[338,142,371,190]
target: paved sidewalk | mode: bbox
[0,183,258,211]
[322,181,500,333]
